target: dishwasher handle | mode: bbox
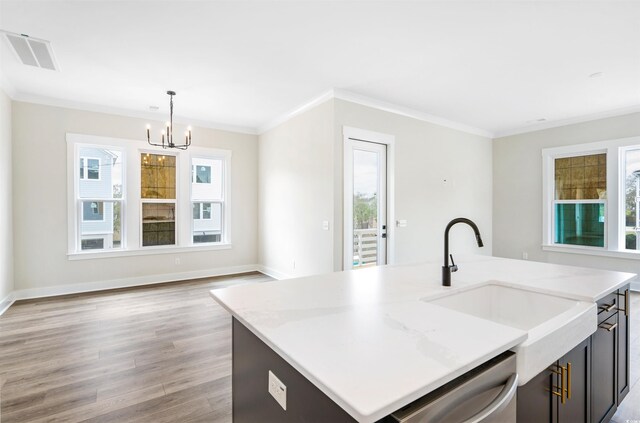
[463,373,518,423]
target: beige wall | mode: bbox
[0,89,13,303]
[334,99,494,267]
[258,99,493,278]
[493,112,640,283]
[258,100,335,277]
[12,101,258,291]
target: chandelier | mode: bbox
[146,90,192,150]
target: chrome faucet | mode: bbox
[442,218,484,286]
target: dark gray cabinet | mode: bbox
[617,285,630,403]
[517,286,631,423]
[516,367,556,423]
[590,313,617,423]
[517,338,590,423]
[559,338,591,423]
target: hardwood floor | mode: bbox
[0,272,272,423]
[1,275,638,422]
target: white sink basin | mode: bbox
[426,283,596,385]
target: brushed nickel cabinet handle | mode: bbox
[600,322,618,332]
[599,302,616,313]
[617,290,629,317]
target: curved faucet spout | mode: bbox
[442,218,484,286]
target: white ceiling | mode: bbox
[1,1,639,137]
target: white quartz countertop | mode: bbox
[209,255,635,423]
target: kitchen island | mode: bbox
[210,255,634,422]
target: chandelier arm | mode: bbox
[145,90,190,150]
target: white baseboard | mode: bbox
[11,264,261,302]
[0,291,16,316]
[256,265,291,280]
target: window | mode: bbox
[79,157,101,180]
[67,134,232,257]
[83,201,104,221]
[74,146,123,251]
[542,136,640,257]
[81,238,104,250]
[192,202,213,220]
[553,154,606,247]
[193,165,211,184]
[141,153,176,247]
[624,148,640,250]
[191,157,223,244]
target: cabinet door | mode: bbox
[591,313,618,423]
[558,338,591,423]
[617,285,630,403]
[517,367,556,423]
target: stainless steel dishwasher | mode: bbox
[386,351,518,423]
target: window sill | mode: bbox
[68,243,232,260]
[542,244,640,260]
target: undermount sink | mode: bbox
[426,283,597,385]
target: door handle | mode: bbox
[462,373,518,423]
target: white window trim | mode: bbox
[542,136,640,258]
[189,153,230,246]
[67,133,233,259]
[79,156,102,181]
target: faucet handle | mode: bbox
[449,254,458,272]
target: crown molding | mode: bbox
[258,88,494,138]
[11,92,259,135]
[494,105,640,138]
[332,89,494,138]
[258,89,335,134]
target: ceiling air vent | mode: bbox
[1,30,59,71]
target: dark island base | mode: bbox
[232,317,357,423]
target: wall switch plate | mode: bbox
[268,370,287,410]
[396,219,407,228]
[322,220,330,231]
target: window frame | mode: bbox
[72,143,125,253]
[542,136,640,258]
[67,133,232,259]
[189,154,229,246]
[139,150,179,249]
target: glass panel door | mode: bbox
[345,139,387,269]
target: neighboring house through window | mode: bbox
[191,157,224,244]
[80,157,101,180]
[68,134,231,256]
[75,146,123,251]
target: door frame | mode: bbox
[343,126,395,270]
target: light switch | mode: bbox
[396,220,407,228]
[322,221,330,231]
